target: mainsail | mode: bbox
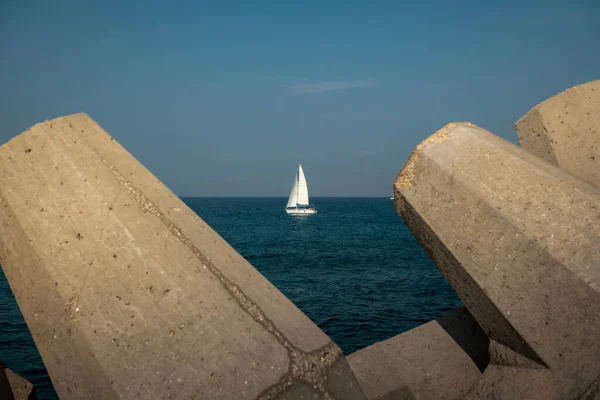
[296,165,309,206]
[286,164,310,208]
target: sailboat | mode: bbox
[285,164,317,215]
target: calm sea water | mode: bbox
[0,197,461,399]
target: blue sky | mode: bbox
[1,0,599,197]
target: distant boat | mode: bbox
[390,196,394,200]
[285,164,317,215]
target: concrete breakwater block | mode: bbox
[394,122,600,399]
[5,369,36,400]
[0,362,15,400]
[0,113,366,400]
[516,80,600,189]
[347,307,489,400]
[0,360,36,400]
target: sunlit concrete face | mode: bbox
[516,79,600,190]
[393,121,600,399]
[0,113,366,400]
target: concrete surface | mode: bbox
[347,307,488,400]
[0,361,36,400]
[394,122,600,399]
[0,113,366,400]
[0,362,15,400]
[5,369,36,400]
[516,80,600,189]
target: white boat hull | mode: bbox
[285,208,317,215]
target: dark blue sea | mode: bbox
[0,197,462,399]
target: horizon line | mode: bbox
[177,196,394,198]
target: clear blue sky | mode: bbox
[1,0,599,197]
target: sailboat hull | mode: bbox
[285,208,317,215]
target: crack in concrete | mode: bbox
[256,342,342,400]
[94,152,342,399]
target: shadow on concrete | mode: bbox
[437,308,490,373]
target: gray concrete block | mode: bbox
[0,113,366,400]
[516,80,600,189]
[347,307,488,400]
[394,122,600,398]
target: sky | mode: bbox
[1,0,599,197]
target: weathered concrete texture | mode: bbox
[462,339,567,399]
[394,122,600,399]
[0,362,36,400]
[274,383,320,400]
[461,363,564,400]
[0,113,366,400]
[577,372,600,400]
[5,369,36,400]
[516,80,600,189]
[347,307,488,400]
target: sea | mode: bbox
[0,197,462,399]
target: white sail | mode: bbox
[285,164,317,215]
[297,164,309,205]
[286,173,299,208]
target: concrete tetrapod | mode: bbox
[0,360,36,400]
[347,307,489,400]
[5,369,36,400]
[0,362,15,400]
[0,113,366,400]
[516,80,600,189]
[394,122,600,399]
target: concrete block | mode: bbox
[577,372,600,400]
[461,363,562,400]
[0,361,36,400]
[516,80,600,188]
[5,369,36,400]
[0,363,15,400]
[394,122,600,398]
[0,113,366,400]
[347,307,488,400]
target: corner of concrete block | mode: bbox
[395,121,476,192]
[346,306,488,400]
[515,100,542,128]
[517,79,600,129]
[70,111,91,119]
[53,112,94,125]
[42,112,95,130]
[515,107,538,142]
[3,368,36,400]
[326,356,368,400]
[15,113,93,140]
